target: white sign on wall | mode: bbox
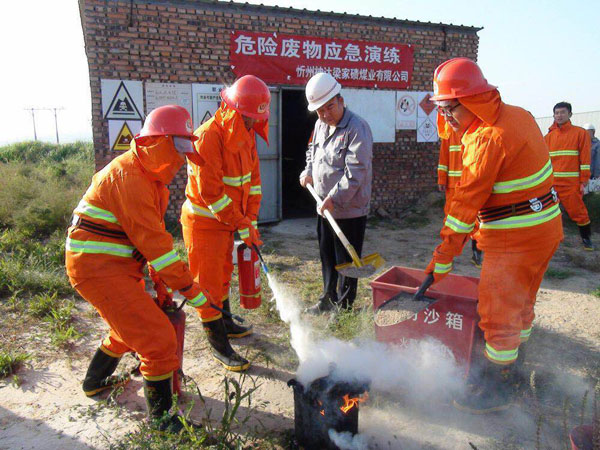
[108,120,142,151]
[101,79,144,121]
[192,84,224,130]
[416,91,439,143]
[395,91,418,130]
[145,82,192,117]
[342,88,396,143]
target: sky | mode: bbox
[1,0,599,145]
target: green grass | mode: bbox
[590,287,600,298]
[545,267,575,280]
[0,350,29,378]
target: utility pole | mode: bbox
[24,108,38,141]
[50,107,64,144]
[24,107,64,143]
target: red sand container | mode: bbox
[371,266,480,376]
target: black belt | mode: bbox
[478,188,558,223]
[72,215,146,263]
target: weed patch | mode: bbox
[0,350,29,378]
[545,267,575,280]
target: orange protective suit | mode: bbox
[181,105,266,321]
[438,130,464,216]
[544,120,591,225]
[66,136,208,378]
[427,90,564,365]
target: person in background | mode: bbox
[544,103,593,250]
[181,75,270,372]
[437,129,483,268]
[426,58,563,414]
[583,123,600,179]
[300,72,373,313]
[66,105,211,432]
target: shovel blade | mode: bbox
[335,253,385,278]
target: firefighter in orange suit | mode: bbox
[181,75,270,372]
[437,130,483,267]
[426,58,563,414]
[66,105,211,432]
[544,102,593,250]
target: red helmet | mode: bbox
[221,75,271,120]
[430,57,496,101]
[138,105,197,140]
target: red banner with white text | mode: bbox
[230,31,414,89]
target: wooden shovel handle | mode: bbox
[306,184,363,267]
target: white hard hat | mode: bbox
[305,72,341,111]
[582,123,595,131]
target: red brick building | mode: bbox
[78,0,480,221]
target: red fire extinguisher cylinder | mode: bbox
[237,243,262,309]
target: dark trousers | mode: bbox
[317,214,367,305]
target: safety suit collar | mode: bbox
[458,89,502,126]
[132,135,184,185]
[214,104,269,149]
[548,119,572,132]
[335,108,352,129]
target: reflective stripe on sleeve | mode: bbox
[75,200,119,224]
[485,343,518,364]
[580,165,590,171]
[150,250,181,272]
[492,160,553,194]
[251,220,257,228]
[553,171,580,178]
[249,185,262,195]
[434,262,452,274]
[222,172,252,187]
[479,203,561,230]
[549,150,579,157]
[438,164,448,172]
[188,291,208,308]
[66,238,134,258]
[448,170,462,177]
[444,215,475,233]
[208,194,232,214]
[449,145,461,152]
[238,228,250,239]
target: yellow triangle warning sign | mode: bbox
[112,122,134,151]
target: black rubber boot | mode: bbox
[454,359,514,414]
[82,347,130,397]
[203,318,250,372]
[305,292,338,314]
[470,240,483,268]
[222,299,253,338]
[144,376,195,433]
[578,223,594,251]
[512,343,529,388]
[337,284,356,311]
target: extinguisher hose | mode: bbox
[252,244,269,275]
[176,299,246,323]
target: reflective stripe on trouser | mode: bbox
[68,275,179,378]
[182,226,234,320]
[478,241,559,365]
[555,184,591,225]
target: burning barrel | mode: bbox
[288,376,369,449]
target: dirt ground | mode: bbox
[1,195,599,449]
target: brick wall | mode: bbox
[79,0,480,219]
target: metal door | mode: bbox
[255,88,281,223]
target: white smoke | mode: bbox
[328,429,370,450]
[266,274,463,400]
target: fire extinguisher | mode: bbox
[237,242,262,309]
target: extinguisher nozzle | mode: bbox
[252,244,269,275]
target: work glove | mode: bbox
[179,283,211,310]
[425,249,454,284]
[237,217,263,248]
[148,265,173,307]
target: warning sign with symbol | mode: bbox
[192,83,224,129]
[108,120,142,152]
[417,92,439,143]
[102,79,144,121]
[395,91,417,130]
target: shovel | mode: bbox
[374,273,435,326]
[306,183,384,278]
